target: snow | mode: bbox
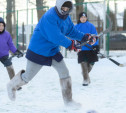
[0,53,126,113]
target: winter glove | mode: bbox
[75,40,81,49]
[14,49,24,58]
[88,35,99,45]
[76,40,81,44]
[81,33,91,43]
[92,45,100,54]
[67,40,77,51]
[81,34,98,45]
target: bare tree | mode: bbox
[36,0,46,21]
[109,11,116,31]
[114,1,117,31]
[12,0,16,39]
[6,0,13,37]
[75,0,84,21]
[12,0,17,46]
[123,9,126,30]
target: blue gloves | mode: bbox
[81,33,98,45]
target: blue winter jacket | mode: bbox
[75,21,99,51]
[28,7,84,57]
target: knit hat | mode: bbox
[0,17,5,27]
[77,12,88,24]
[79,12,87,19]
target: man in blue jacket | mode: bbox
[7,0,97,106]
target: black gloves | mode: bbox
[92,45,100,54]
[81,33,91,43]
[67,40,77,51]
[81,33,99,45]
[14,49,24,58]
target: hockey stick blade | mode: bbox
[119,63,126,67]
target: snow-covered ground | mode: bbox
[0,53,126,113]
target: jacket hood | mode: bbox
[55,0,73,15]
[0,17,5,26]
[0,17,5,34]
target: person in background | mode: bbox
[7,0,97,106]
[0,17,23,88]
[75,12,99,86]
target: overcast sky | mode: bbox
[0,0,126,19]
[0,0,126,12]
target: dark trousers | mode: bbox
[0,55,12,67]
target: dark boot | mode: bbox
[7,70,26,101]
[88,63,93,73]
[6,65,22,90]
[6,65,15,79]
[81,62,90,86]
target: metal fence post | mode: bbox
[84,3,87,13]
[106,0,110,57]
[3,12,5,19]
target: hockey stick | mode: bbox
[99,52,124,67]
[79,44,125,67]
